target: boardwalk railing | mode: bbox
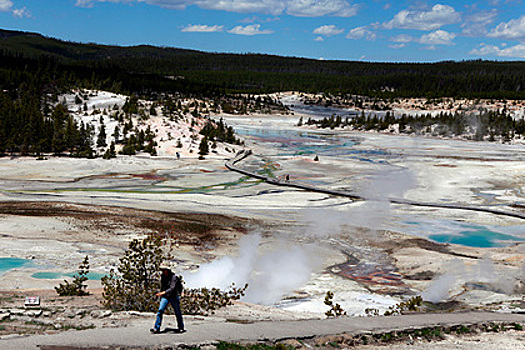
[226,150,525,221]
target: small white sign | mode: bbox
[25,296,40,306]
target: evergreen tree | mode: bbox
[113,125,121,143]
[198,137,209,158]
[55,255,90,296]
[103,141,117,159]
[97,123,107,148]
[101,236,165,312]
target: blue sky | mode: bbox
[1,0,524,62]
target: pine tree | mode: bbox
[103,141,117,159]
[55,256,90,296]
[113,125,120,143]
[101,236,165,312]
[198,137,209,158]
[97,123,107,148]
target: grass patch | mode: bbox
[217,342,292,350]
[225,319,254,324]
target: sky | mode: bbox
[1,0,524,62]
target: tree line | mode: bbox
[304,109,525,141]
[1,29,525,99]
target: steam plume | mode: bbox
[184,233,320,305]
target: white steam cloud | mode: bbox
[183,233,320,305]
[184,233,261,291]
[358,167,416,201]
[421,274,456,303]
[422,259,464,303]
[422,256,517,303]
[304,167,417,237]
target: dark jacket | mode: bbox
[161,271,182,298]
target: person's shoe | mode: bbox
[150,328,160,334]
[176,328,186,333]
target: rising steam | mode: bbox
[183,233,320,305]
[422,256,517,303]
[184,165,419,306]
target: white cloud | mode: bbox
[470,43,525,58]
[181,24,224,32]
[383,4,461,31]
[470,43,500,55]
[314,36,324,41]
[390,34,413,43]
[228,24,274,36]
[388,43,406,49]
[12,6,30,18]
[498,44,525,56]
[488,14,525,41]
[389,31,455,47]
[286,0,358,17]
[75,0,359,17]
[461,9,498,37]
[0,0,12,12]
[0,0,31,18]
[75,0,96,8]
[239,16,280,23]
[313,25,344,36]
[346,26,376,40]
[195,0,285,14]
[489,0,522,6]
[419,30,456,45]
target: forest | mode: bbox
[0,28,524,157]
[1,29,525,98]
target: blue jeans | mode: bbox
[154,295,184,331]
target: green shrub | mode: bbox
[101,236,248,315]
[182,283,248,316]
[324,291,346,317]
[55,256,90,296]
[101,236,164,312]
[384,296,422,316]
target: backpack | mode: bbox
[175,275,183,295]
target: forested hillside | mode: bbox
[1,29,524,98]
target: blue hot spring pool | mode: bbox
[31,271,107,280]
[402,220,525,248]
[0,257,31,275]
[0,258,106,280]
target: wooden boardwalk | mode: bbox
[226,150,525,221]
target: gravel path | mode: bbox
[1,311,523,350]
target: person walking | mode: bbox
[150,262,184,334]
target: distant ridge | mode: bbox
[1,28,524,97]
[0,28,202,62]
